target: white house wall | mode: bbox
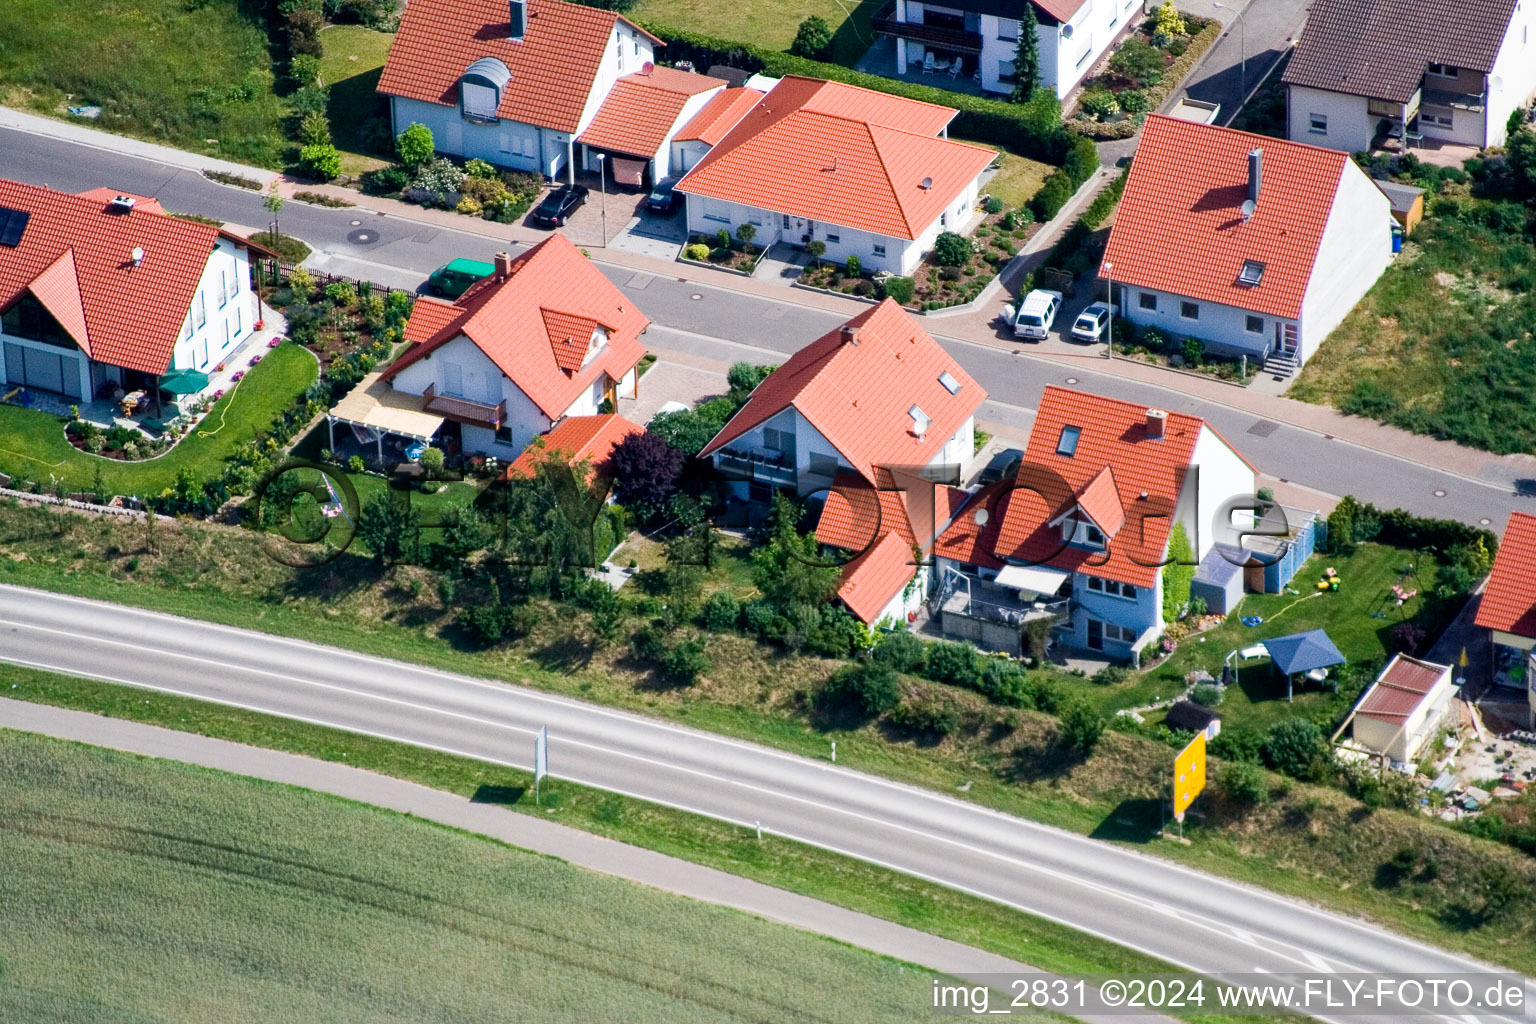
[573,23,659,135]
[1119,284,1291,362]
[170,238,255,374]
[672,139,712,174]
[390,95,571,178]
[1189,424,1256,558]
[1487,1,1536,147]
[1286,86,1372,153]
[390,333,552,458]
[1298,161,1392,365]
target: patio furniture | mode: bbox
[948,56,962,78]
[120,390,148,417]
[922,51,937,74]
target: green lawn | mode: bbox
[632,0,885,65]
[0,0,289,167]
[0,729,953,1023]
[318,24,394,178]
[1077,544,1447,732]
[1289,215,1536,455]
[287,420,487,514]
[0,342,316,500]
[975,148,1054,210]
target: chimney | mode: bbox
[494,251,513,279]
[1248,147,1262,207]
[840,324,859,345]
[1145,408,1167,439]
[508,0,525,40]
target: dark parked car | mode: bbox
[646,176,682,214]
[532,184,589,227]
[977,450,1022,486]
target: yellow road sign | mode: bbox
[1173,733,1206,823]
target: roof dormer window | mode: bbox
[460,57,511,123]
[1056,425,1081,456]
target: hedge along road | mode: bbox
[2,585,1531,1024]
[0,123,1531,528]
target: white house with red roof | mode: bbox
[1474,512,1536,720]
[675,76,996,276]
[876,0,1141,98]
[336,235,646,464]
[700,298,985,505]
[378,0,725,185]
[1101,115,1392,378]
[0,178,264,405]
[933,387,1256,661]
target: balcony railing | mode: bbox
[422,382,506,429]
[1423,88,1485,112]
[939,570,1070,626]
[871,0,984,53]
[715,448,798,485]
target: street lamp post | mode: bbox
[595,153,608,247]
[1103,261,1114,359]
[1212,2,1248,107]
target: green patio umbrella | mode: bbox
[158,369,211,395]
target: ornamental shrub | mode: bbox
[881,276,915,304]
[700,591,742,631]
[789,15,833,59]
[925,641,983,688]
[844,253,862,277]
[396,122,435,168]
[464,157,498,179]
[872,630,928,673]
[932,231,972,267]
[817,662,902,719]
[1153,0,1187,36]
[683,243,710,261]
[298,144,342,181]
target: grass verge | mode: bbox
[0,342,316,498]
[318,24,394,178]
[630,0,883,65]
[0,727,962,1023]
[0,0,288,167]
[0,660,1260,1024]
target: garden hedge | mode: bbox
[637,21,1070,163]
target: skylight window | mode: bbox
[1238,260,1266,286]
[909,404,930,437]
[939,371,961,395]
[1056,425,1081,457]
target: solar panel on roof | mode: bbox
[0,207,31,247]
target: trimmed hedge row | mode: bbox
[637,21,1070,163]
[1030,134,1103,221]
[1327,496,1499,558]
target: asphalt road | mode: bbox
[2,125,1533,529]
[2,584,1530,1024]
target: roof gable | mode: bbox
[699,299,986,481]
[988,386,1209,588]
[577,67,726,158]
[675,87,764,145]
[676,76,994,240]
[378,0,656,134]
[384,236,647,419]
[0,177,222,375]
[1475,512,1536,638]
[1282,0,1518,103]
[1102,115,1348,320]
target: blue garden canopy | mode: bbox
[1264,628,1345,701]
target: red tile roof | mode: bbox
[930,481,1007,571]
[1102,115,1350,321]
[938,386,1251,589]
[1073,465,1125,537]
[1356,654,1449,722]
[577,67,725,159]
[838,531,918,624]
[378,0,660,134]
[699,299,985,482]
[0,177,228,375]
[73,188,165,214]
[676,76,994,240]
[674,87,764,146]
[1282,0,1517,104]
[384,235,647,420]
[1475,511,1536,639]
[504,412,644,481]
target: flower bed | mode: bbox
[1117,326,1257,385]
[1068,5,1219,139]
[682,230,763,273]
[359,157,543,224]
[264,268,412,380]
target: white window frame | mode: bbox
[1104,622,1135,643]
[1180,301,1200,321]
[1245,315,1264,334]
[872,243,886,257]
[1422,111,1453,127]
[826,231,840,243]
[1426,62,1457,79]
[997,19,1020,41]
[195,291,207,329]
[1139,292,1157,311]
[1308,112,1327,134]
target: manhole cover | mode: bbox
[349,219,362,226]
[1247,419,1280,438]
[346,229,378,245]
[690,293,702,300]
[1065,377,1078,385]
[1481,518,1492,525]
[1433,489,1447,497]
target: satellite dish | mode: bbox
[130,246,145,265]
[973,508,989,526]
[1240,199,1256,221]
[641,60,655,75]
[919,176,933,190]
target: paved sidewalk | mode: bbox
[0,107,279,188]
[0,697,1172,1023]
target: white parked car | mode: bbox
[1070,302,1112,343]
[1001,289,1063,341]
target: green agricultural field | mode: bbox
[0,0,289,167]
[1290,214,1536,455]
[632,0,885,65]
[0,342,316,499]
[0,730,942,1023]
[318,24,395,178]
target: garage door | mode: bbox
[4,341,82,398]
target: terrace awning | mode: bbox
[994,564,1070,595]
[159,369,211,394]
